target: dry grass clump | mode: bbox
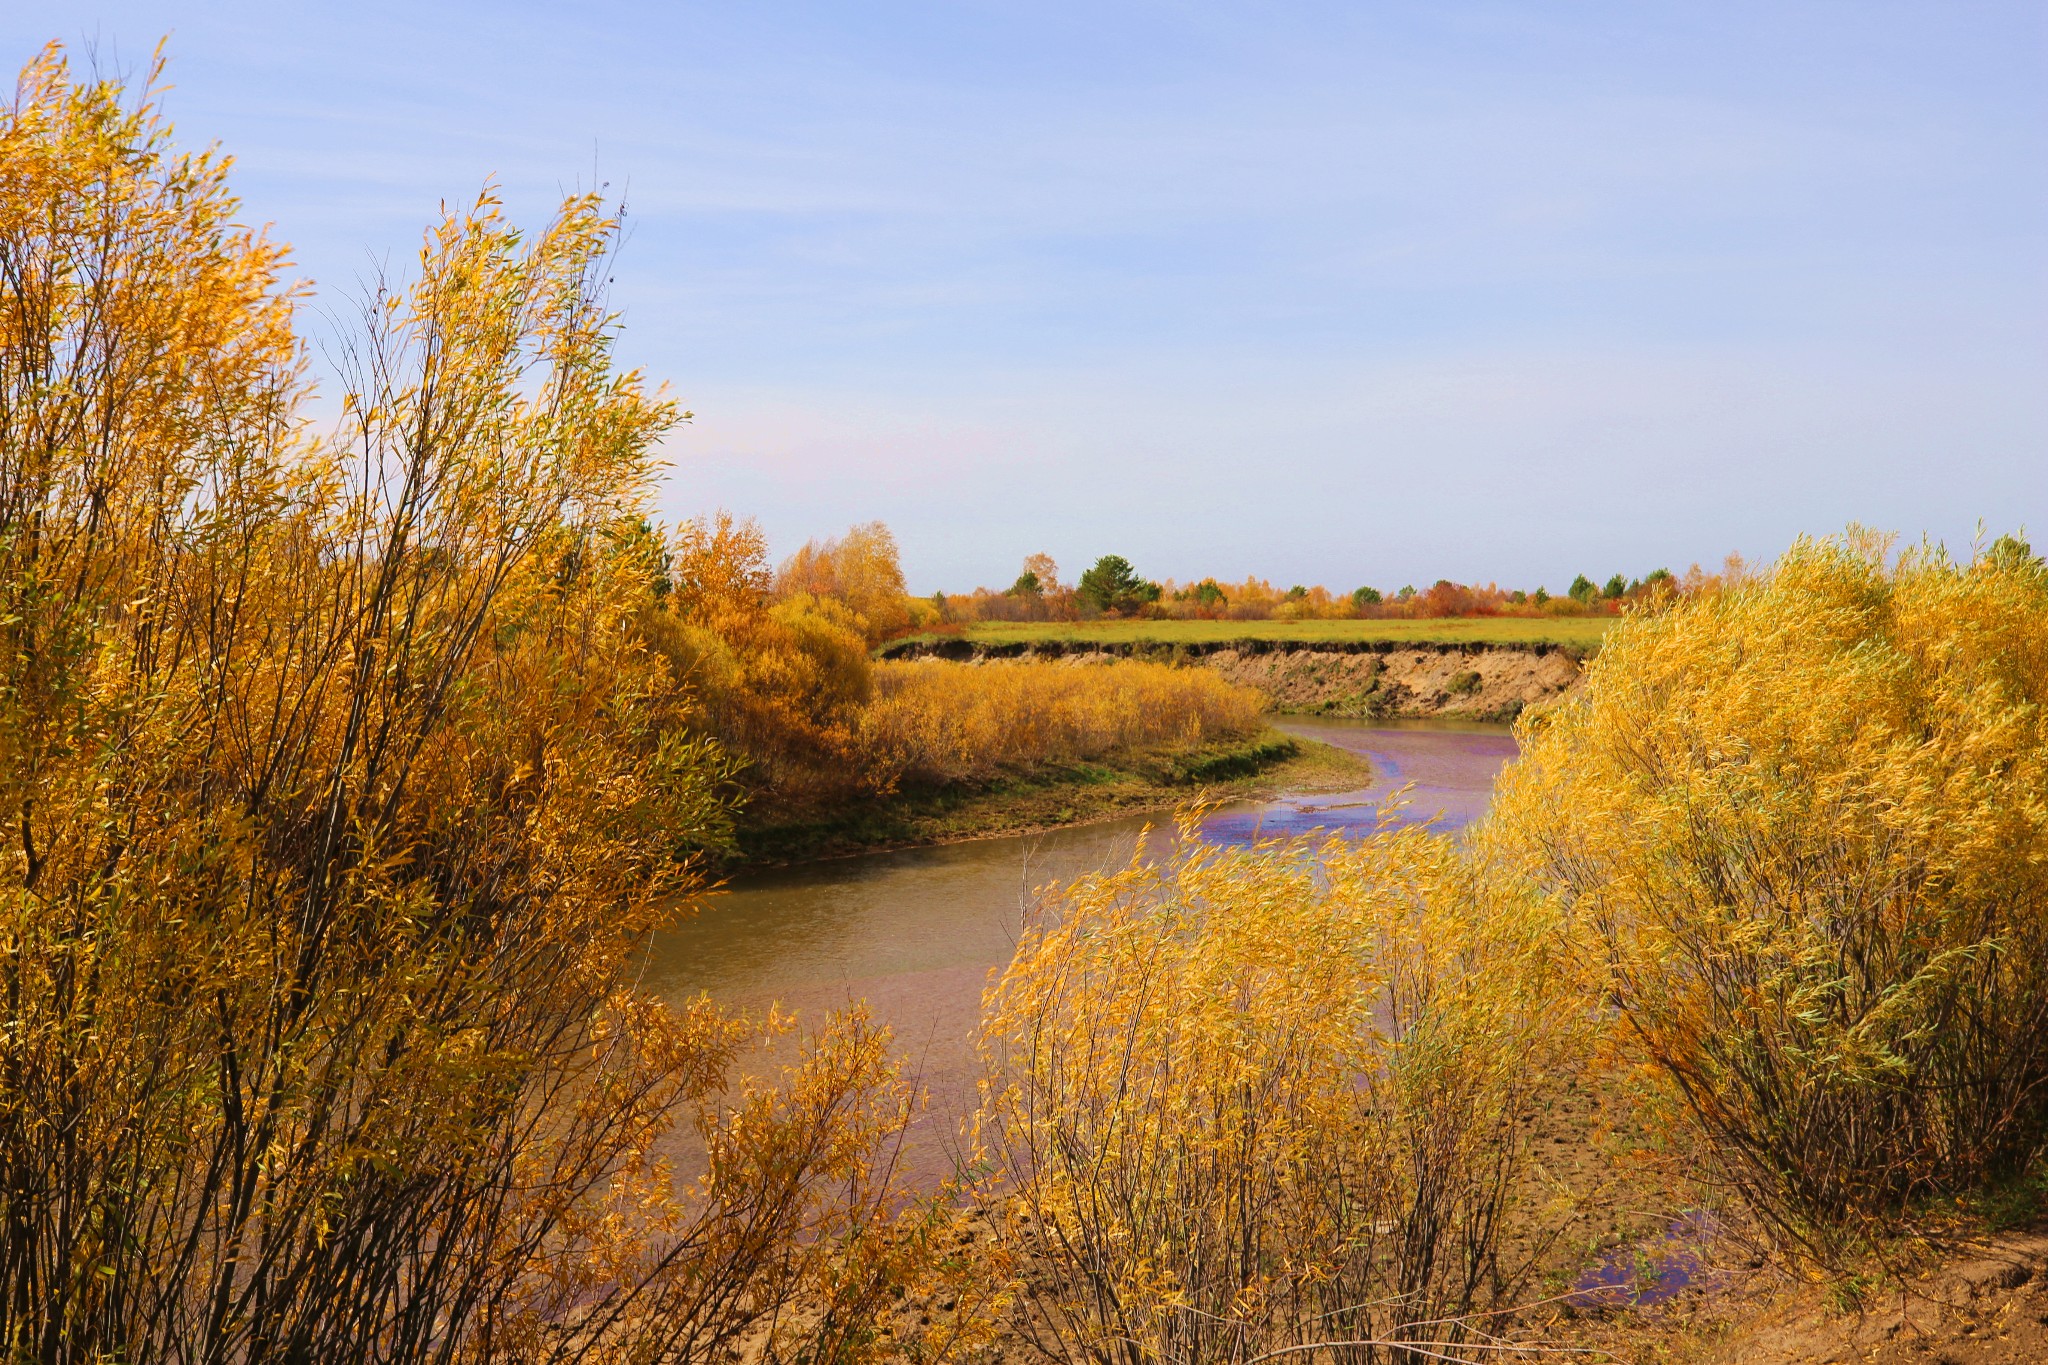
[1486,529,2048,1262]
[975,817,1575,1363]
[861,659,1266,789]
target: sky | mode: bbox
[8,2,2046,592]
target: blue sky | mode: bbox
[10,3,2045,592]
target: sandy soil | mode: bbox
[1659,1231,2048,1365]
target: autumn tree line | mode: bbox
[8,45,2048,1365]
[647,508,1688,654]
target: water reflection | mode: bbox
[1213,716,1521,841]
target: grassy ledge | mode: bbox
[728,728,1372,868]
[929,616,1615,649]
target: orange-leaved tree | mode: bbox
[644,510,878,810]
[775,519,912,643]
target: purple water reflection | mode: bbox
[1569,1211,1731,1308]
[1201,717,1519,843]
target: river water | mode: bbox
[641,716,1518,1180]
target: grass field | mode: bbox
[942,616,1614,648]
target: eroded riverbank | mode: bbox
[879,637,1585,720]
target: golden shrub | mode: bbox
[978,819,1570,1361]
[0,45,946,1362]
[650,522,882,806]
[1486,530,2048,1256]
[775,520,912,643]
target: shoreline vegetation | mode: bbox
[729,728,1372,867]
[12,46,2048,1365]
[907,547,1717,633]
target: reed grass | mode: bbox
[861,658,1267,790]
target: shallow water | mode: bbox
[641,716,1519,1181]
[1570,1210,1731,1307]
[1213,715,1520,840]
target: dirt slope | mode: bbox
[881,638,1587,720]
[1200,643,1581,719]
[1684,1232,2048,1365]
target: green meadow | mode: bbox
[947,615,1613,649]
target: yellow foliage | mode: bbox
[656,525,1271,811]
[770,591,876,707]
[978,818,1571,1360]
[861,658,1265,789]
[645,514,875,800]
[1485,530,2048,1257]
[670,509,773,618]
[776,519,912,643]
[0,45,946,1361]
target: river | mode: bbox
[641,716,1518,1181]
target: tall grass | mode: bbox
[860,659,1266,789]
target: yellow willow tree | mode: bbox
[977,820,1572,1364]
[0,46,935,1364]
[1485,530,2048,1260]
